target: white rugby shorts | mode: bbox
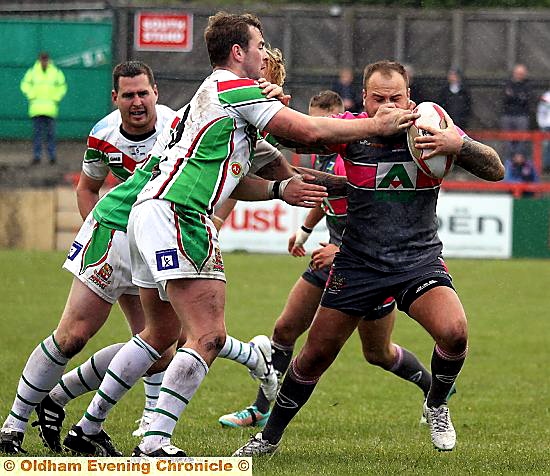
[128,199,226,295]
[63,213,139,304]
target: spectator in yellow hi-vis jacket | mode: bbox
[20,52,67,165]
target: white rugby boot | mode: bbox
[423,401,456,451]
[232,432,280,457]
[249,335,278,402]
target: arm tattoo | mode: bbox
[255,157,282,180]
[455,137,505,182]
[272,135,329,154]
[294,166,348,195]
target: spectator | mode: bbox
[504,152,539,190]
[500,63,531,158]
[438,67,471,129]
[331,67,361,113]
[20,52,67,166]
[536,90,550,171]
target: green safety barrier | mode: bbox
[0,18,112,139]
[512,197,550,258]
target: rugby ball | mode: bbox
[407,101,455,179]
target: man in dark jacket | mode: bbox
[438,68,471,129]
[500,63,531,158]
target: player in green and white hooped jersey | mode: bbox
[66,12,416,458]
[0,62,179,455]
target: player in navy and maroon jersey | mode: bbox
[219,90,434,430]
[234,60,504,456]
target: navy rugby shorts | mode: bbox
[320,249,454,319]
[304,261,396,320]
[301,262,331,290]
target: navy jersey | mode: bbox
[329,112,457,272]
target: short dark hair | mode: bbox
[309,90,344,112]
[112,61,155,92]
[363,60,408,90]
[204,11,263,67]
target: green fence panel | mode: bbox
[512,198,550,258]
[0,19,112,140]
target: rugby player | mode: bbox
[220,90,435,429]
[233,60,504,456]
[0,61,176,454]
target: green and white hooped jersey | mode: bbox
[92,114,181,232]
[136,69,285,215]
[83,104,175,182]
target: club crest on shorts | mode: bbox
[67,241,83,261]
[97,263,113,281]
[88,262,113,290]
[156,248,179,271]
[212,247,224,272]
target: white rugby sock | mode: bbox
[78,335,160,435]
[142,371,165,414]
[217,335,258,370]
[141,348,208,452]
[3,334,69,432]
[50,343,124,407]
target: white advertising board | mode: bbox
[219,192,513,258]
[219,201,328,254]
[437,191,513,258]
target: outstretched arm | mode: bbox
[230,174,327,208]
[293,166,348,196]
[265,103,417,146]
[251,142,347,195]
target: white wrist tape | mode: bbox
[294,225,312,246]
[278,176,297,201]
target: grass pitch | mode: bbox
[0,250,549,474]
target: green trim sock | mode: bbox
[3,334,69,432]
[78,336,160,435]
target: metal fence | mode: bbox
[3,2,550,130]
